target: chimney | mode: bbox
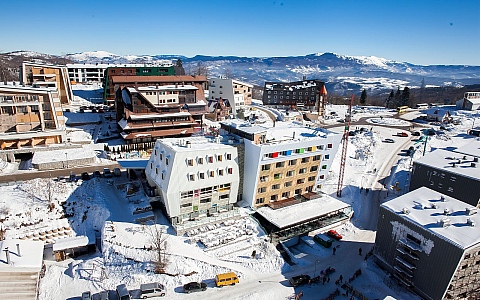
[471,162,477,168]
[474,157,479,162]
[16,243,21,257]
[4,247,10,264]
[444,208,451,215]
[467,218,476,227]
[402,208,410,215]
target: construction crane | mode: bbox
[336,95,354,197]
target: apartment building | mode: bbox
[409,144,480,207]
[0,85,66,150]
[116,85,201,144]
[375,187,480,300]
[21,62,73,104]
[103,65,182,105]
[219,120,341,208]
[145,136,240,225]
[208,78,253,113]
[262,79,327,115]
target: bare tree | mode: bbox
[223,67,233,79]
[148,225,169,274]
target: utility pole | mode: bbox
[337,95,354,197]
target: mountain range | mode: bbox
[2,50,479,95]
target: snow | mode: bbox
[0,239,44,271]
[1,97,479,300]
[32,147,96,164]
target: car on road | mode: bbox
[69,173,77,182]
[412,131,421,136]
[140,282,166,298]
[397,132,408,137]
[81,291,92,300]
[183,281,207,293]
[383,138,395,143]
[327,229,343,240]
[98,290,109,300]
[103,168,112,178]
[407,146,415,156]
[81,172,90,181]
[93,170,102,178]
[427,129,436,136]
[289,274,311,287]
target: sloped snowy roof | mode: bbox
[129,112,191,120]
[256,194,350,228]
[381,187,480,249]
[0,239,44,272]
[414,148,480,180]
[52,232,95,252]
[451,139,480,158]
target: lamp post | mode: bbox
[65,152,68,169]
[314,260,321,277]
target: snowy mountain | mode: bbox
[63,51,480,95]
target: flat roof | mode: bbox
[0,239,44,272]
[414,148,480,180]
[111,75,207,83]
[159,136,240,152]
[452,140,480,158]
[381,187,480,249]
[138,85,198,91]
[53,232,95,252]
[256,194,350,229]
[117,159,149,169]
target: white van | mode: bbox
[140,282,166,298]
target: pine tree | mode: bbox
[175,59,183,68]
[360,89,367,105]
[394,87,402,107]
[401,87,411,106]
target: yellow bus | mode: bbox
[396,106,409,113]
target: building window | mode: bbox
[285,181,293,187]
[209,170,215,177]
[258,187,267,193]
[218,169,224,176]
[262,164,271,171]
[199,172,205,179]
[276,161,285,168]
[166,158,169,165]
[155,168,158,174]
[150,162,153,169]
[274,173,282,180]
[318,145,324,150]
[310,166,318,172]
[313,155,321,161]
[226,153,232,160]
[286,170,294,177]
[227,167,233,174]
[181,203,192,208]
[161,173,165,180]
[270,194,278,201]
[288,159,297,166]
[322,165,327,169]
[187,159,194,166]
[450,176,456,182]
[272,184,280,190]
[189,174,195,181]
[325,154,330,160]
[198,157,204,164]
[301,157,309,163]
[295,189,302,195]
[256,197,265,204]
[319,174,325,179]
[154,150,157,156]
[297,178,305,184]
[208,156,214,163]
[200,198,211,203]
[282,191,290,198]
[327,143,332,148]
[299,168,307,174]
[217,154,223,162]
[260,175,269,182]
[308,176,316,182]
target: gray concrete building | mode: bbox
[409,143,480,207]
[375,187,480,300]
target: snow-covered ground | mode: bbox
[1,97,479,300]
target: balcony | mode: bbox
[399,238,422,252]
[396,247,419,260]
[395,256,417,270]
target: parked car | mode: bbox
[103,168,112,178]
[313,233,333,248]
[183,281,207,293]
[327,229,343,240]
[407,146,415,156]
[81,291,92,300]
[289,274,311,287]
[140,282,166,298]
[93,170,101,178]
[113,167,121,177]
[69,173,77,182]
[427,129,436,136]
[397,132,408,137]
[116,284,131,300]
[81,172,90,181]
[98,290,109,300]
[383,138,395,143]
[412,131,421,136]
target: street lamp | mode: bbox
[65,152,68,169]
[314,260,321,277]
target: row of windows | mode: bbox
[258,177,316,193]
[181,184,231,199]
[256,186,314,204]
[268,90,316,95]
[428,180,454,192]
[144,91,176,96]
[264,145,332,159]
[261,163,327,173]
[268,95,315,100]
[185,153,233,166]
[427,170,456,181]
[154,167,234,180]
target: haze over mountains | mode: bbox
[2,50,480,95]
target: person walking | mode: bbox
[332,246,337,255]
[339,275,343,283]
[359,247,362,256]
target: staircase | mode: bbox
[0,271,39,300]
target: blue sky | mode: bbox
[1,0,479,65]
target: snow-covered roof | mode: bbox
[32,148,96,164]
[52,232,95,252]
[129,112,191,120]
[381,187,480,249]
[451,139,480,158]
[256,194,350,228]
[138,85,198,91]
[159,136,240,152]
[0,239,44,272]
[221,119,269,134]
[414,148,480,180]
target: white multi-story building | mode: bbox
[208,78,253,113]
[220,120,342,208]
[145,136,240,225]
